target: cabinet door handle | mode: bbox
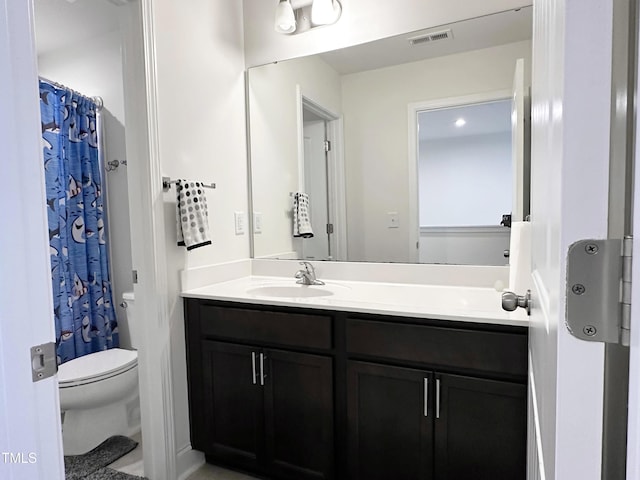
[423,378,429,417]
[259,353,266,386]
[251,352,257,385]
[436,378,441,419]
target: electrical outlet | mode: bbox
[387,212,399,228]
[234,212,245,235]
[254,212,263,234]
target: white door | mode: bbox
[302,119,330,260]
[527,1,611,479]
[0,0,65,478]
[628,139,640,477]
[626,13,640,475]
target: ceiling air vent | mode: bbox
[408,29,453,46]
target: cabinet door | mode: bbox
[201,341,264,468]
[347,361,434,480]
[434,373,526,480]
[263,349,334,480]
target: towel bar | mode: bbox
[162,176,216,191]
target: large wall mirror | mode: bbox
[248,7,532,265]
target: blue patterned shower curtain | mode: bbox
[39,80,118,364]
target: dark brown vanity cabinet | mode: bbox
[346,317,527,480]
[186,301,334,480]
[434,373,526,480]
[347,362,526,480]
[347,361,435,480]
[185,299,528,480]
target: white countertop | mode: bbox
[181,276,529,327]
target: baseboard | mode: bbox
[176,444,205,480]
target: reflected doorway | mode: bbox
[417,99,512,265]
[295,94,346,261]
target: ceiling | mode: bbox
[418,100,512,142]
[319,6,532,75]
[34,0,120,56]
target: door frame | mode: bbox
[119,1,185,479]
[296,86,347,260]
[627,0,640,468]
[407,89,511,263]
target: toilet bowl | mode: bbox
[59,292,140,455]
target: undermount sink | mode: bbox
[247,285,335,298]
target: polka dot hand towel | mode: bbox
[176,180,212,250]
[293,192,314,238]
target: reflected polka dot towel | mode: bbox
[176,179,212,250]
[293,192,314,238]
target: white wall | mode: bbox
[341,40,531,262]
[243,0,532,66]
[249,55,342,258]
[419,227,510,265]
[37,31,135,348]
[149,0,248,464]
[419,132,512,226]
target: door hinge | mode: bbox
[326,223,334,234]
[565,237,632,346]
[324,140,331,152]
[621,236,632,346]
[31,342,57,382]
[132,270,138,284]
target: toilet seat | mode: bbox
[58,348,138,388]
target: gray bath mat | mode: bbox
[65,435,146,480]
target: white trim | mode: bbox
[296,84,305,191]
[295,87,347,260]
[120,2,177,479]
[528,354,547,480]
[511,58,526,222]
[140,0,177,477]
[328,116,348,260]
[420,225,509,234]
[407,105,420,263]
[408,90,512,114]
[407,89,512,263]
[176,444,205,480]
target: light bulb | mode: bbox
[311,0,341,25]
[455,118,466,127]
[275,0,296,34]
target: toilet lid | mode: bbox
[58,348,137,385]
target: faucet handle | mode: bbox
[299,261,313,273]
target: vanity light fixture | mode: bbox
[274,0,342,35]
[275,0,297,34]
[455,118,466,127]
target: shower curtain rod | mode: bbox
[38,75,103,111]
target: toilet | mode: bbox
[58,292,140,455]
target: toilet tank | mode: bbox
[121,292,138,349]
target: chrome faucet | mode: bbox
[295,261,325,285]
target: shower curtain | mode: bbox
[39,80,118,364]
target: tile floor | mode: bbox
[106,431,144,477]
[186,463,260,480]
[106,433,260,480]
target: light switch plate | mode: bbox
[387,212,399,228]
[254,212,263,234]
[234,212,245,235]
